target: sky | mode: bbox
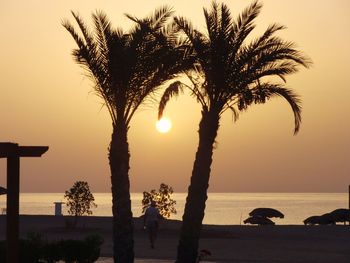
[0,0,349,193]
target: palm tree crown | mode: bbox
[63,7,187,127]
[159,0,311,134]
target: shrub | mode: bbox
[64,181,97,227]
[64,181,97,217]
[0,233,44,263]
[0,234,103,263]
[142,183,176,218]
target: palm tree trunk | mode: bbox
[176,109,220,263]
[109,122,134,263]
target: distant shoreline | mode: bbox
[2,192,347,225]
[17,192,349,194]
[1,215,350,262]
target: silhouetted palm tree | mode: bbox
[159,1,311,262]
[63,7,188,262]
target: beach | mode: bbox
[0,215,349,262]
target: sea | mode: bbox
[0,193,348,225]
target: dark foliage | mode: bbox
[64,181,97,217]
[142,183,177,218]
[0,233,103,263]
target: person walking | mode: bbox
[143,200,160,249]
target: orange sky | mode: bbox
[0,0,349,193]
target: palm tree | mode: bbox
[158,1,311,262]
[62,7,188,262]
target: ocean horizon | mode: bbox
[0,192,348,225]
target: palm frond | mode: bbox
[158,81,184,119]
[252,83,302,134]
[233,0,261,34]
[224,103,240,122]
[203,2,233,42]
[220,3,233,40]
[92,10,113,61]
[260,61,301,82]
[203,2,219,42]
[149,6,174,31]
[230,23,285,68]
[126,6,173,33]
[124,13,139,24]
[185,70,207,108]
[231,0,262,53]
[233,37,311,91]
[62,20,93,77]
[256,23,286,46]
[63,12,118,124]
[62,19,87,51]
[70,11,94,48]
[174,16,207,58]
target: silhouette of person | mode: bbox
[143,200,160,249]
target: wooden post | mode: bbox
[0,142,48,263]
[6,155,20,263]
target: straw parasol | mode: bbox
[303,213,335,225]
[329,208,350,224]
[0,186,7,195]
[249,208,284,218]
[243,216,275,225]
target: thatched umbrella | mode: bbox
[329,208,350,224]
[249,208,284,218]
[0,186,6,195]
[303,213,335,225]
[243,216,275,225]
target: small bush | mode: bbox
[42,241,61,263]
[142,183,176,218]
[0,234,104,263]
[64,181,97,228]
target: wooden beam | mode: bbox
[18,146,49,157]
[0,143,48,158]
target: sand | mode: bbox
[1,215,350,263]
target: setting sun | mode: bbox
[156,118,172,133]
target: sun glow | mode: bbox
[156,118,172,133]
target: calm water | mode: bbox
[0,193,348,225]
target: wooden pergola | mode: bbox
[0,142,48,263]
